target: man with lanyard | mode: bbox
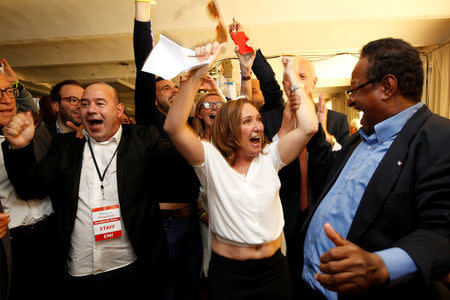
[2,82,169,300]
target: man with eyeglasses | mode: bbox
[296,38,450,299]
[49,80,84,135]
[0,65,59,300]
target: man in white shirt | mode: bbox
[2,82,170,300]
[0,65,59,300]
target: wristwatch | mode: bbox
[241,74,252,81]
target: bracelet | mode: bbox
[289,83,301,94]
[241,74,251,81]
[224,81,234,85]
[199,211,207,220]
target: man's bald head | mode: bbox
[296,57,318,95]
[86,82,120,104]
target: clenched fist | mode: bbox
[2,111,35,149]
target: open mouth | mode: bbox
[250,136,261,145]
[209,114,216,120]
[88,119,103,127]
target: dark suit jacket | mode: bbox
[326,109,350,146]
[308,109,350,203]
[133,20,200,205]
[2,125,170,285]
[252,49,285,141]
[0,204,11,300]
[252,49,351,240]
[299,105,450,299]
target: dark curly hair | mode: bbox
[361,38,423,102]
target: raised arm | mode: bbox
[252,50,284,111]
[1,58,38,113]
[277,56,318,165]
[164,42,225,165]
[228,19,255,101]
[133,1,157,124]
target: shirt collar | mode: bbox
[82,125,122,145]
[360,102,423,144]
[55,120,62,134]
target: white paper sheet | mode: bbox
[141,35,211,80]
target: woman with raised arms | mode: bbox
[164,42,318,300]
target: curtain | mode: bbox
[331,93,360,122]
[424,43,450,119]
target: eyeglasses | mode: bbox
[0,87,19,99]
[61,96,81,106]
[201,102,224,110]
[345,77,382,99]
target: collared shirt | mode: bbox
[55,120,62,134]
[303,102,423,299]
[68,126,137,276]
[0,135,53,228]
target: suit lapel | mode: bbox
[347,105,432,242]
[116,127,128,209]
[70,137,86,215]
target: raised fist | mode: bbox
[2,111,35,149]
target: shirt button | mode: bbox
[367,146,372,150]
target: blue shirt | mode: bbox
[302,102,423,299]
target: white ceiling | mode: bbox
[1,0,449,111]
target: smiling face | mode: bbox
[54,84,84,126]
[155,79,178,114]
[196,94,225,131]
[0,75,17,126]
[237,103,264,158]
[296,57,317,95]
[348,57,381,134]
[80,83,124,142]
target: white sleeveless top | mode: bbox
[193,141,286,245]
